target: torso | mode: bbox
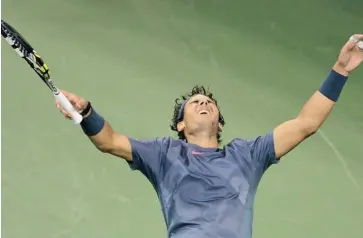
[156,139,265,238]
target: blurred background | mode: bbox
[2,0,363,237]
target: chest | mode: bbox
[158,148,257,206]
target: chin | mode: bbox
[195,119,218,128]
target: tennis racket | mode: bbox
[1,19,83,124]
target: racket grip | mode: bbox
[54,92,83,124]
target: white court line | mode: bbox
[318,130,363,199]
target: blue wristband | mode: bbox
[80,106,105,136]
[318,69,348,102]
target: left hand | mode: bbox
[335,34,363,75]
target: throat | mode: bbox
[185,134,219,149]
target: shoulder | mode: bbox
[126,136,179,170]
[225,138,250,151]
[128,136,174,144]
[225,131,275,155]
[228,132,278,165]
[127,136,180,152]
[227,131,274,147]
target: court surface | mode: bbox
[2,0,363,237]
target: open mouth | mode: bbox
[198,110,210,115]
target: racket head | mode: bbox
[1,20,51,82]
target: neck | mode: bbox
[185,133,219,148]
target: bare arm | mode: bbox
[274,34,363,159]
[85,119,132,161]
[56,92,133,162]
[273,86,337,159]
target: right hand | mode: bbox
[55,90,89,120]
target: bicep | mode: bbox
[108,133,133,161]
[273,118,314,159]
[106,135,168,169]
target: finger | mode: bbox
[350,34,363,42]
[58,90,87,112]
[58,90,79,105]
[60,90,71,96]
[342,39,357,52]
[56,101,61,110]
[60,108,67,115]
[343,34,363,52]
[75,101,88,111]
[60,108,71,118]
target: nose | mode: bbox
[199,99,208,106]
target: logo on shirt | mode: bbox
[192,150,205,155]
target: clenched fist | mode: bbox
[55,90,90,120]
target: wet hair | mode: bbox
[170,85,226,144]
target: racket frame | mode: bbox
[1,20,83,124]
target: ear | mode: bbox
[177,121,185,132]
[218,122,223,132]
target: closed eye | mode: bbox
[191,99,215,104]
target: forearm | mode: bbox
[297,62,348,133]
[85,118,116,152]
[297,91,335,133]
[80,104,132,160]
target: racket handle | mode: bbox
[54,92,83,124]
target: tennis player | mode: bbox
[57,35,363,238]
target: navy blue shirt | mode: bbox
[127,131,278,238]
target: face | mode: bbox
[177,94,222,135]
